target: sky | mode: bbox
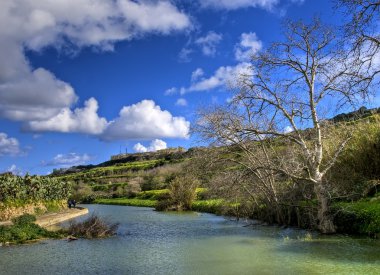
[0,0,375,175]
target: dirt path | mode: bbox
[0,207,89,228]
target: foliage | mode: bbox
[0,214,60,244]
[95,198,157,208]
[11,214,36,226]
[136,189,170,200]
[334,200,380,237]
[166,175,199,211]
[0,174,72,202]
[192,200,224,214]
[67,214,118,239]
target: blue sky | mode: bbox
[0,0,368,175]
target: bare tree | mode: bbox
[336,0,380,82]
[196,18,373,233]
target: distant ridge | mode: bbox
[330,106,380,123]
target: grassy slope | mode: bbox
[55,114,380,236]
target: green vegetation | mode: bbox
[0,174,71,202]
[41,114,380,237]
[95,198,157,208]
[0,214,61,244]
[155,175,199,211]
[192,199,224,214]
[334,199,380,237]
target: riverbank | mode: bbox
[95,193,380,238]
[0,207,89,228]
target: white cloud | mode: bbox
[178,47,193,62]
[195,31,223,57]
[180,62,253,93]
[165,87,178,96]
[0,133,21,156]
[200,0,279,10]
[133,139,167,153]
[191,68,205,82]
[24,98,108,134]
[118,1,190,34]
[6,164,23,175]
[284,126,293,133]
[102,100,190,140]
[0,0,191,124]
[235,32,262,62]
[175,98,188,106]
[168,32,262,94]
[44,153,92,167]
[133,143,148,153]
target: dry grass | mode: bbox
[67,214,118,238]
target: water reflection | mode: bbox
[0,204,379,275]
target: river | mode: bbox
[0,204,379,274]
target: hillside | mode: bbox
[50,148,199,202]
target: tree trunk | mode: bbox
[314,182,336,234]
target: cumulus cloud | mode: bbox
[6,164,23,175]
[102,100,190,140]
[44,153,92,167]
[167,32,263,94]
[175,98,188,106]
[133,139,167,153]
[195,31,223,57]
[175,63,252,94]
[0,0,191,125]
[284,126,293,133]
[191,68,205,82]
[235,32,262,62]
[178,47,193,62]
[24,98,108,134]
[165,87,178,96]
[0,133,21,156]
[200,0,279,10]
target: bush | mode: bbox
[155,175,199,211]
[12,214,36,226]
[67,214,119,238]
[0,214,59,244]
[334,200,380,237]
[0,174,72,202]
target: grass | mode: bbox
[136,189,169,200]
[0,214,61,244]
[192,199,225,214]
[95,198,157,208]
[334,199,380,237]
[95,193,226,216]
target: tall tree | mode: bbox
[196,19,373,233]
[336,0,380,82]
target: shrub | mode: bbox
[67,214,119,238]
[0,174,72,202]
[334,200,380,237]
[12,214,36,226]
[0,214,59,244]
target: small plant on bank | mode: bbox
[67,214,119,239]
[0,214,60,244]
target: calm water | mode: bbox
[0,204,379,274]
